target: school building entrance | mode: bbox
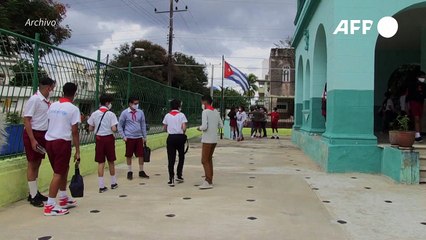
[292,0,426,183]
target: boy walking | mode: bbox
[88,94,119,193]
[118,97,149,180]
[23,77,55,207]
[197,95,223,190]
[163,99,188,187]
[44,82,80,216]
[269,107,280,139]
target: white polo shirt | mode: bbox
[45,100,81,141]
[23,90,50,131]
[88,107,118,136]
[162,111,188,134]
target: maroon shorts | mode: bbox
[46,140,71,175]
[271,121,279,129]
[230,119,237,127]
[95,135,116,163]
[410,101,424,117]
[23,130,47,162]
[125,138,144,158]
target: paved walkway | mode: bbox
[1,137,426,240]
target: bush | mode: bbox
[6,112,22,124]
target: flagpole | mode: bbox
[221,55,225,118]
[221,55,225,139]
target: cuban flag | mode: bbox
[224,61,249,92]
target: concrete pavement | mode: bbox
[0,137,425,239]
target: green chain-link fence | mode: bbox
[0,28,202,159]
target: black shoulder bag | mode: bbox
[95,111,108,141]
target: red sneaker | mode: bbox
[59,197,77,209]
[44,204,69,216]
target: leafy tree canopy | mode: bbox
[110,40,209,95]
[0,0,71,47]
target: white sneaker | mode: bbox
[199,181,213,190]
[44,204,69,216]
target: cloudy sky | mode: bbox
[59,0,296,89]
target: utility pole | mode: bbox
[209,63,221,97]
[210,64,214,97]
[155,0,188,86]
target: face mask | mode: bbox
[133,104,139,109]
[419,78,425,83]
[201,104,205,110]
[107,103,112,110]
[48,91,54,99]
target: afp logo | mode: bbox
[333,16,399,38]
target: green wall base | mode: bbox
[293,129,381,173]
[0,128,202,208]
[292,129,420,183]
[381,147,419,184]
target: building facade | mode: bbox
[292,0,426,182]
[268,48,295,119]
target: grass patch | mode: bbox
[241,128,292,137]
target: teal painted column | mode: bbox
[300,100,311,131]
[301,60,311,131]
[306,97,325,133]
[294,103,303,129]
[294,59,304,129]
[421,28,426,71]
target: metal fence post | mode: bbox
[32,33,40,93]
[126,62,132,102]
[95,50,101,107]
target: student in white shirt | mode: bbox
[163,99,188,187]
[22,77,56,207]
[88,94,119,193]
[44,83,80,216]
[236,106,248,141]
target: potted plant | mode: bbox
[389,115,415,147]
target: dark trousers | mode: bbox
[167,134,186,179]
[261,121,267,137]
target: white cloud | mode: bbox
[97,21,158,57]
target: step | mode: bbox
[421,178,426,183]
[421,171,426,178]
[421,166,426,171]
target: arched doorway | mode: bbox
[312,24,327,132]
[374,4,426,141]
[295,56,304,128]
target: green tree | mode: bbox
[214,88,249,110]
[0,0,71,54]
[9,60,47,86]
[110,41,168,84]
[246,73,259,97]
[174,52,209,95]
[110,40,209,94]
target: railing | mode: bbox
[0,28,202,159]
